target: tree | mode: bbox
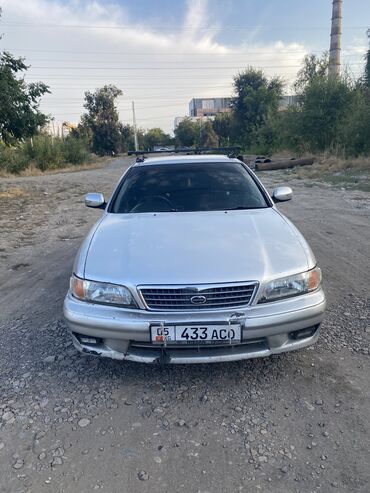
[174,118,200,147]
[199,120,218,147]
[82,85,122,155]
[72,114,93,148]
[231,68,283,148]
[119,123,135,152]
[340,87,370,156]
[340,31,370,157]
[275,52,369,155]
[365,29,370,88]
[0,51,50,145]
[212,112,234,146]
[294,53,329,92]
[118,123,145,152]
[143,127,172,150]
[281,69,356,154]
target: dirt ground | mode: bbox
[0,156,369,493]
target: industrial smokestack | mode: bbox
[329,0,343,77]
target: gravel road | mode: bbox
[0,156,369,493]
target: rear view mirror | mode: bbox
[272,187,293,203]
[85,192,106,209]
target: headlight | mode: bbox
[70,275,137,307]
[257,267,322,304]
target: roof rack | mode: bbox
[128,146,242,161]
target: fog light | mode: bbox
[289,326,318,340]
[80,336,98,344]
[73,333,101,345]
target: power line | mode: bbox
[40,94,233,99]
[23,69,362,80]
[22,74,291,80]
[27,62,364,71]
[23,73,303,79]
[49,113,178,120]
[25,66,318,70]
[1,21,367,31]
[40,86,233,90]
[40,102,191,110]
[6,57,335,64]
[9,51,356,64]
[39,94,236,104]
[41,98,226,104]
[3,47,328,56]
[41,98,226,103]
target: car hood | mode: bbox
[83,209,313,286]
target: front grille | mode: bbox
[130,337,267,350]
[138,283,257,311]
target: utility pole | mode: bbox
[51,120,55,144]
[132,101,139,151]
[328,0,343,77]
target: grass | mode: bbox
[290,155,370,192]
[319,172,370,192]
[0,135,96,176]
[0,187,28,199]
[0,156,110,179]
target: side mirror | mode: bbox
[85,192,106,209]
[272,186,293,203]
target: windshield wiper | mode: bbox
[225,206,252,210]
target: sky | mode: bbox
[0,0,369,134]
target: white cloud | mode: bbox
[180,0,228,53]
[0,0,317,133]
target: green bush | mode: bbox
[340,89,370,157]
[0,134,91,174]
[24,135,63,171]
[24,134,90,170]
[62,136,90,165]
[0,143,29,174]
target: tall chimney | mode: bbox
[329,0,343,77]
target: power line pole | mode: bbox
[132,100,139,151]
[328,0,343,77]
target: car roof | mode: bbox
[133,154,240,166]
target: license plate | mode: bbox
[150,324,241,345]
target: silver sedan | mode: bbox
[63,154,326,364]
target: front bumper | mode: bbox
[63,289,326,364]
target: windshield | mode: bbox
[110,162,269,213]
